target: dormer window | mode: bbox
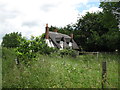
[60,41,63,50]
[69,42,72,49]
[66,42,69,45]
[61,37,64,41]
[56,41,60,44]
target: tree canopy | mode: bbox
[49,2,120,52]
[2,32,22,48]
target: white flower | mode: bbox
[30,50,32,52]
[68,70,70,73]
[73,67,76,70]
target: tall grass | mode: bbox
[0,46,2,89]
[2,48,119,88]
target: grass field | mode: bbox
[1,48,119,88]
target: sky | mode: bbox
[0,0,103,44]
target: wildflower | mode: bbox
[73,67,76,70]
[115,49,118,52]
[68,70,70,73]
[30,50,32,52]
[36,75,39,78]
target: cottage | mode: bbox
[45,24,79,50]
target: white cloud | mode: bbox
[0,0,102,44]
[80,7,103,16]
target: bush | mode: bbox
[15,36,56,63]
[58,49,79,58]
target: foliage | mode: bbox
[99,1,120,51]
[57,49,78,58]
[99,2,119,34]
[75,12,109,51]
[99,1,120,21]
[15,35,56,63]
[1,32,22,48]
[49,9,120,52]
[2,48,119,88]
[48,1,120,52]
[49,24,74,36]
[74,10,119,52]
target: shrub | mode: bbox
[15,36,56,63]
[58,49,79,58]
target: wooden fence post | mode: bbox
[102,61,107,88]
[97,52,99,60]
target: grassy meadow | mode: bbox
[1,47,119,88]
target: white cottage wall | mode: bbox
[45,39,54,47]
[69,42,72,49]
[60,41,63,50]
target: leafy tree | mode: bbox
[49,26,58,32]
[99,1,120,51]
[49,2,120,52]
[74,12,110,51]
[100,1,120,19]
[2,32,22,48]
[74,1,120,52]
[99,2,119,31]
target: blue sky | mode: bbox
[0,0,102,44]
[77,2,100,12]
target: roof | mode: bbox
[49,31,79,49]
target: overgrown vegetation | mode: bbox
[15,35,57,63]
[57,49,79,58]
[2,48,119,88]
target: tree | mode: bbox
[99,1,120,51]
[49,25,74,35]
[49,2,120,52]
[99,1,120,20]
[2,32,22,48]
[100,2,119,30]
[74,12,110,51]
[72,2,120,52]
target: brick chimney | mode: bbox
[70,33,73,39]
[45,24,49,39]
[54,29,58,32]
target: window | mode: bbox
[69,42,72,49]
[66,42,69,45]
[56,41,60,44]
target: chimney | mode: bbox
[45,24,49,39]
[54,29,58,32]
[70,33,73,39]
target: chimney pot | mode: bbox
[54,29,58,32]
[45,24,49,39]
[46,24,48,27]
[70,33,73,39]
